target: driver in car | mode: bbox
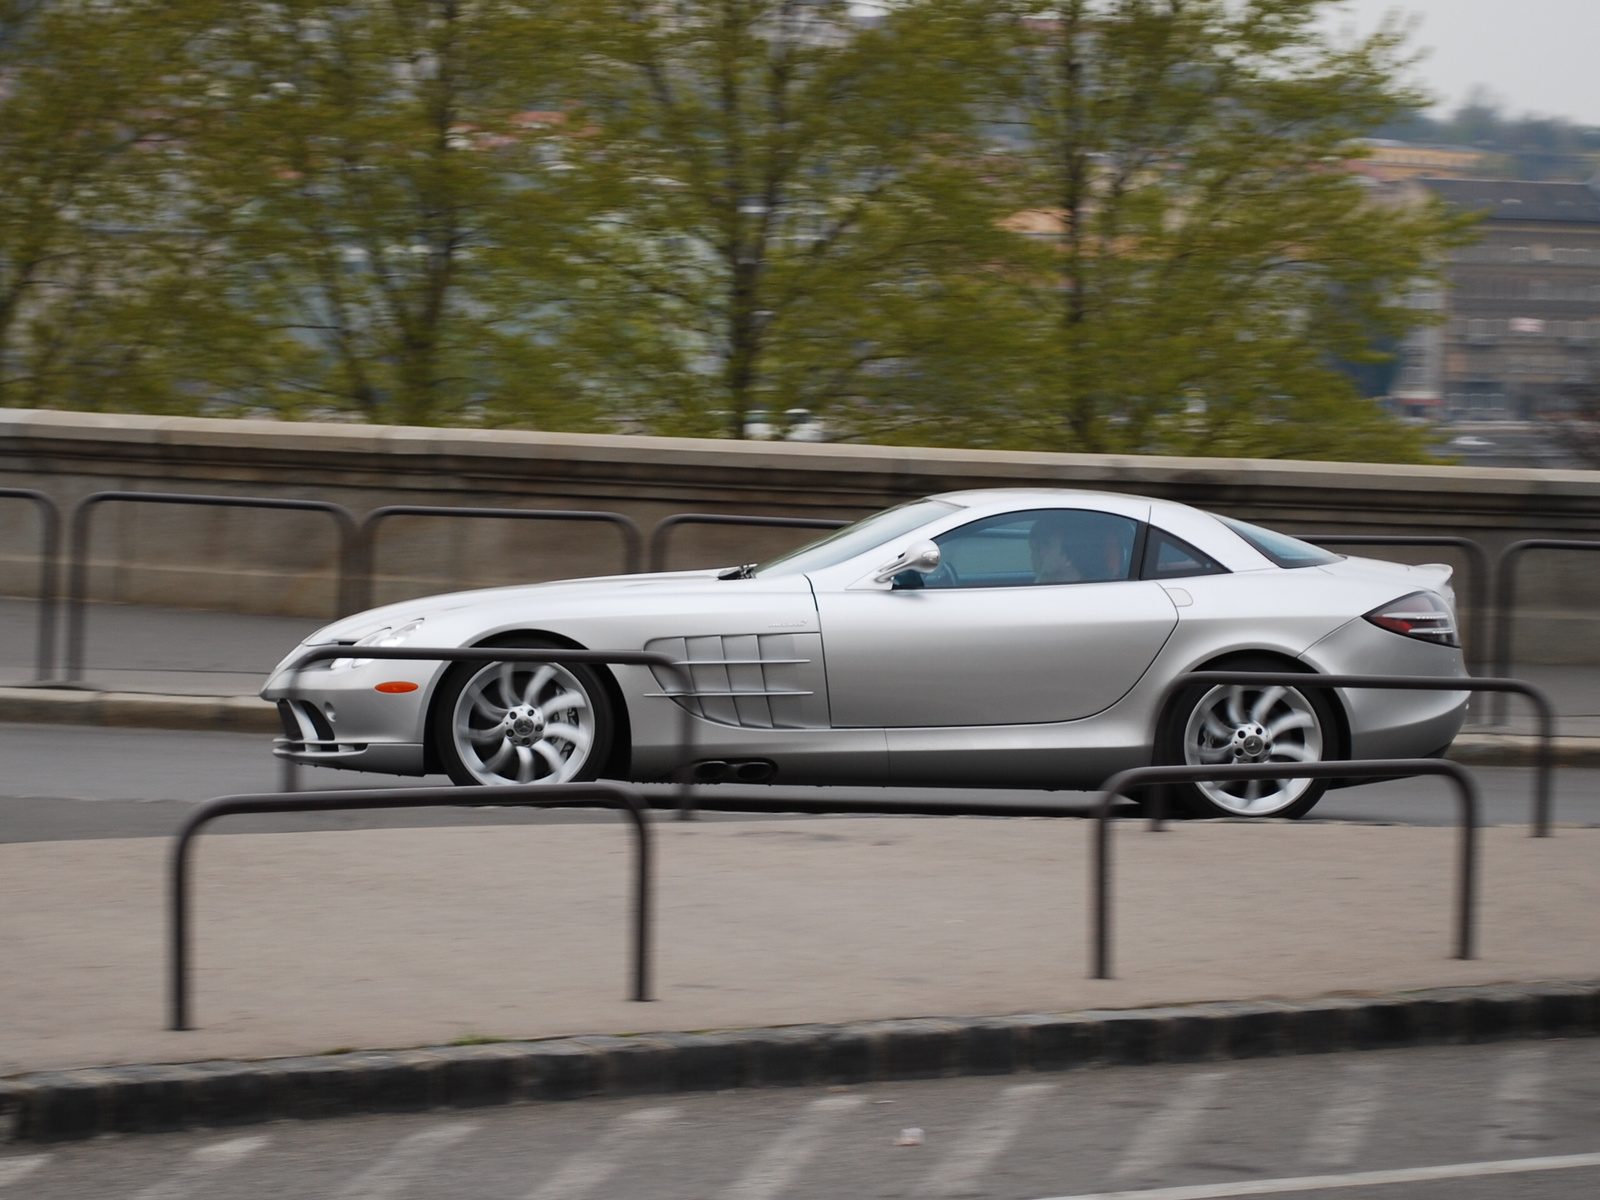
[1029,511,1127,584]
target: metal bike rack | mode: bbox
[169,781,653,1030]
[647,514,848,572]
[352,506,644,611]
[0,487,61,681]
[1157,671,1556,835]
[63,492,360,683]
[282,644,697,814]
[1490,538,1600,724]
[1091,759,1480,980]
[1302,534,1490,677]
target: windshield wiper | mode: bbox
[718,563,757,580]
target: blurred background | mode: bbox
[0,0,1594,467]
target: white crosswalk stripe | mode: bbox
[1111,1072,1231,1184]
[1300,1061,1386,1168]
[921,1082,1059,1197]
[0,1156,50,1191]
[1477,1046,1549,1153]
[1024,1150,1600,1200]
[526,1106,680,1200]
[720,1094,865,1200]
[131,1135,269,1200]
[332,1123,479,1200]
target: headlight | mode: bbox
[328,619,426,670]
[1363,592,1459,648]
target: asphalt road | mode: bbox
[0,722,1593,842]
[5,1041,1600,1198]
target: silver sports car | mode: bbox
[263,488,1468,818]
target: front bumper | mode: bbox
[268,652,435,774]
[272,739,428,774]
[273,698,429,774]
[265,645,439,776]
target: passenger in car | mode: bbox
[1029,512,1128,584]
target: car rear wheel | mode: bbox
[1157,659,1339,819]
[431,637,614,787]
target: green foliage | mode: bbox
[0,0,1475,462]
[168,0,589,426]
[0,0,210,409]
[917,0,1477,461]
[530,0,1012,438]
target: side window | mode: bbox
[918,509,1139,589]
[1141,528,1228,580]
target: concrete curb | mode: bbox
[0,687,279,734]
[4,981,1597,1143]
[1447,732,1600,768]
[1,687,1596,766]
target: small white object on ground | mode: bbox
[896,1128,925,1146]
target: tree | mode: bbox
[165,0,588,426]
[0,0,211,411]
[895,0,1476,460]
[531,0,1010,439]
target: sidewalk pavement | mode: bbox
[4,817,1598,1080]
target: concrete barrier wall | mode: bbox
[1,408,1598,662]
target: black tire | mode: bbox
[1155,656,1341,820]
[429,635,615,787]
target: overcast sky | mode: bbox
[1325,0,1600,125]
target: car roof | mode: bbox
[927,487,1274,572]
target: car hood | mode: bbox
[301,569,729,645]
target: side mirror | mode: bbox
[873,539,941,585]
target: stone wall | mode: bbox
[2,408,1598,662]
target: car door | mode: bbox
[812,507,1179,728]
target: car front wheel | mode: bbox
[1158,661,1339,819]
[431,639,614,786]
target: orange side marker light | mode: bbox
[375,681,419,694]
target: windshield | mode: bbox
[755,500,960,577]
[1220,517,1341,569]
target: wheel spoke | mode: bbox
[1266,711,1314,738]
[540,690,587,714]
[1196,745,1232,764]
[1249,686,1286,724]
[1201,714,1234,744]
[456,722,502,744]
[532,739,567,774]
[543,722,591,752]
[522,664,556,706]
[1244,779,1263,801]
[470,692,504,723]
[481,740,514,774]
[1272,743,1314,762]
[514,745,536,783]
[1225,686,1246,725]
[497,661,520,706]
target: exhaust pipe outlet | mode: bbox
[733,760,776,783]
[692,760,731,783]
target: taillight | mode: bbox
[1363,591,1459,647]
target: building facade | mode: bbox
[1395,177,1600,425]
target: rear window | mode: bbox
[1219,517,1341,569]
